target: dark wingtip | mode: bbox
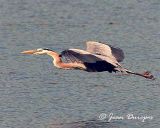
[109,45,125,62]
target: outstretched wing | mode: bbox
[86,41,124,62]
[61,49,116,72]
[61,49,101,63]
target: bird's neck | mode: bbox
[46,51,62,67]
[46,50,86,70]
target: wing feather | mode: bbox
[86,41,124,62]
[61,49,116,72]
[61,49,101,63]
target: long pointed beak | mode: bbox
[21,49,37,54]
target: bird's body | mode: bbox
[21,41,155,79]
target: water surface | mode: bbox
[0,0,160,128]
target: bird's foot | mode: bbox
[142,71,155,80]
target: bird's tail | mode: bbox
[115,68,155,80]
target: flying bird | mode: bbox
[21,41,155,79]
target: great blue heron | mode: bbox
[21,41,155,79]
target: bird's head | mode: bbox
[21,48,53,55]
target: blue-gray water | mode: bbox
[0,0,160,128]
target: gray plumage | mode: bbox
[86,41,124,62]
[61,41,123,72]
